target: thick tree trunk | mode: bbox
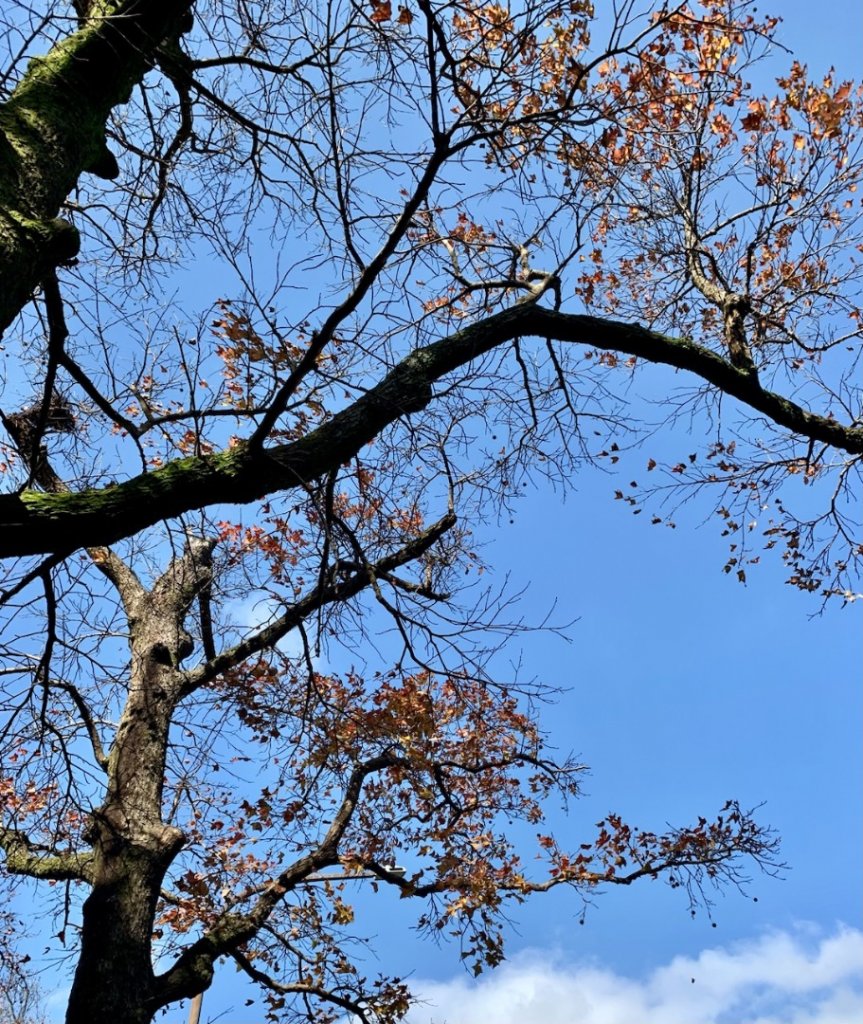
[63,538,211,1022]
[65,838,181,1024]
[64,703,187,1024]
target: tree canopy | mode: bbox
[0,1,859,1022]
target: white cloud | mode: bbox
[224,592,281,633]
[223,593,317,664]
[407,926,863,1024]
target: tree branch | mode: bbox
[0,828,94,882]
[0,306,859,559]
[179,512,456,697]
[0,0,195,333]
[152,751,402,1005]
[48,679,109,771]
[228,948,378,1024]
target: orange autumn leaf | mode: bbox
[370,0,391,22]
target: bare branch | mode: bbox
[180,512,456,696]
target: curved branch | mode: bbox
[48,679,109,771]
[228,948,377,1024]
[152,752,401,1005]
[0,305,859,559]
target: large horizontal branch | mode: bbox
[1,305,860,560]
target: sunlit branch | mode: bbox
[0,827,94,882]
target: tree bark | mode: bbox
[66,838,183,1024]
[61,538,212,1023]
[0,0,193,334]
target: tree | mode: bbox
[0,2,858,1022]
[0,927,46,1024]
[0,972,45,1024]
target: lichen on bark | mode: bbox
[0,1,194,332]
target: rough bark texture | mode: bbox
[67,841,183,1023]
[0,0,192,334]
[63,540,211,1023]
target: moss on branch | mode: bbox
[0,828,94,881]
[0,0,195,332]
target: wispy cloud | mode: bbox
[223,593,319,666]
[407,925,863,1024]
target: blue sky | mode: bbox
[30,1,862,1021]
[189,3,861,1020]
[398,1,863,1011]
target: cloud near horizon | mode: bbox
[407,925,863,1024]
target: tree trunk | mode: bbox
[65,835,182,1024]
[63,538,209,1022]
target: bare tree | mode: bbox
[0,944,46,1024]
[0,2,858,1023]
